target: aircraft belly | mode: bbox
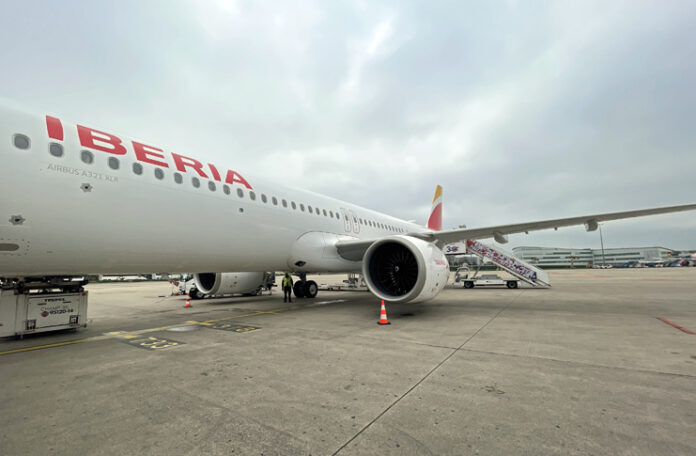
[287,231,362,273]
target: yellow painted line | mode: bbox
[0,335,110,355]
[0,299,340,356]
[125,323,196,334]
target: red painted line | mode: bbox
[657,317,695,335]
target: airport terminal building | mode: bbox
[511,246,678,268]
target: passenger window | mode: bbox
[272,196,278,205]
[13,134,30,150]
[329,211,334,218]
[223,185,231,195]
[291,202,297,210]
[300,204,305,212]
[108,157,119,170]
[237,188,244,198]
[323,209,327,216]
[261,194,267,203]
[49,143,63,157]
[208,181,216,191]
[308,206,313,214]
[174,173,183,184]
[81,150,94,164]
[192,177,200,187]
[282,199,288,208]
[133,163,143,175]
[155,168,165,180]
[249,191,256,201]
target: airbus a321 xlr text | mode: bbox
[1,102,695,303]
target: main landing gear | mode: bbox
[292,273,318,299]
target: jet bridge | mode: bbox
[465,240,551,288]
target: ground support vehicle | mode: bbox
[0,278,88,338]
[451,241,551,289]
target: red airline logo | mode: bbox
[46,115,252,189]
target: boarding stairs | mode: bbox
[465,240,551,288]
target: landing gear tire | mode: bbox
[293,281,306,298]
[507,281,518,289]
[464,281,474,289]
[304,280,318,298]
[190,287,205,299]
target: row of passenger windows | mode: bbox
[14,133,407,233]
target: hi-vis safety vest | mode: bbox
[283,277,292,288]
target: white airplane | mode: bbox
[1,102,695,303]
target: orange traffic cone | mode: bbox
[184,293,192,308]
[377,300,390,325]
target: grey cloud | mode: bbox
[1,0,694,249]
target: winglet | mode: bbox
[427,185,443,231]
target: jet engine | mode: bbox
[194,272,267,296]
[362,236,450,303]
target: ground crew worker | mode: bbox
[282,273,293,303]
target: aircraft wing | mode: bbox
[335,203,696,261]
[415,203,696,245]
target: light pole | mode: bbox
[599,224,606,267]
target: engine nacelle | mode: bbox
[194,272,266,295]
[362,235,450,303]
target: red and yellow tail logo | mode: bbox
[427,185,442,231]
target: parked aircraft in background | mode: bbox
[2,102,696,303]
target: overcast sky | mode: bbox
[1,0,695,250]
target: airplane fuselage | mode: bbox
[0,104,423,277]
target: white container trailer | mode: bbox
[0,289,88,338]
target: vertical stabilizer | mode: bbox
[427,185,443,231]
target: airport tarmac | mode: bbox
[1,268,695,456]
